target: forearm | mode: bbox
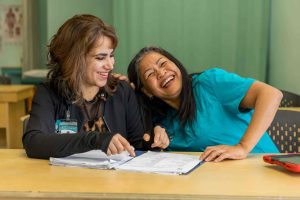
[23,131,113,159]
[239,86,282,153]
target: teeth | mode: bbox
[162,76,174,87]
[97,72,108,75]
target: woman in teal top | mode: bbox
[127,46,282,162]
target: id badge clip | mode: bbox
[55,110,78,134]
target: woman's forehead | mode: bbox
[139,52,164,67]
[89,36,114,54]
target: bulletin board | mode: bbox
[0,4,22,46]
[0,1,22,67]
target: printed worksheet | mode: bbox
[115,151,202,175]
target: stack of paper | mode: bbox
[50,150,203,175]
[50,150,132,169]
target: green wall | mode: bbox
[113,0,270,81]
[37,0,112,68]
[37,0,47,69]
[268,0,300,94]
[1,0,300,94]
[47,0,112,41]
[36,0,271,82]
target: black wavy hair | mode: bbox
[127,46,196,128]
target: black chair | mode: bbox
[267,110,300,153]
[280,90,300,107]
[0,75,11,84]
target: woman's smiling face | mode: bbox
[138,52,182,104]
[84,36,115,89]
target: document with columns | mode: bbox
[50,150,202,175]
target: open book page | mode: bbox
[49,150,133,169]
[115,151,202,175]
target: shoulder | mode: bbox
[192,67,253,86]
[192,68,227,82]
[191,68,255,97]
[105,81,139,116]
[35,82,53,97]
[109,80,135,101]
[34,82,60,103]
[115,80,134,96]
[116,80,132,91]
[191,68,224,87]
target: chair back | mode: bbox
[0,75,11,84]
[267,110,300,153]
[280,90,300,107]
[21,115,30,134]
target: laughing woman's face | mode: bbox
[138,52,182,106]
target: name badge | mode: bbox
[55,119,78,134]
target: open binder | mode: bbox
[50,150,203,175]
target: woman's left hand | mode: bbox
[143,126,169,149]
[152,125,169,149]
[200,144,248,162]
[112,73,135,89]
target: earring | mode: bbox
[149,95,153,100]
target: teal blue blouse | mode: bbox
[160,68,279,153]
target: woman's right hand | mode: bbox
[200,144,248,162]
[107,133,135,157]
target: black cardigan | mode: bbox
[22,81,145,159]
